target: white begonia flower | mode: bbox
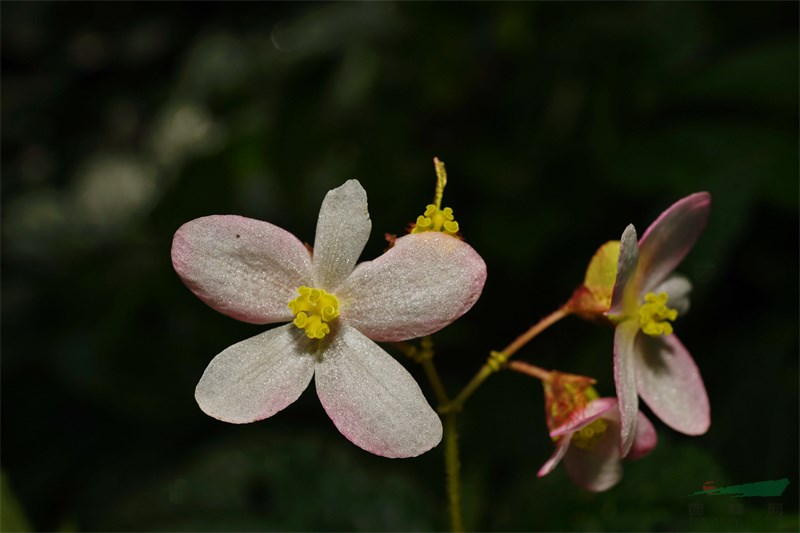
[172,180,487,458]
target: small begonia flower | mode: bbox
[609,193,711,457]
[171,180,486,458]
[538,372,657,492]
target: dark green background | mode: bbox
[2,2,798,531]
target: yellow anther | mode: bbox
[287,286,340,339]
[410,157,461,238]
[638,291,678,337]
[411,203,461,236]
[571,418,609,450]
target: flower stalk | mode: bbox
[441,306,570,413]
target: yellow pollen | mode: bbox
[287,286,340,339]
[411,204,460,236]
[638,291,678,336]
[572,418,609,450]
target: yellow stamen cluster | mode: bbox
[571,418,609,450]
[411,204,460,236]
[639,291,678,336]
[287,286,340,339]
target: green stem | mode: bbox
[421,357,450,406]
[441,306,570,413]
[444,411,464,533]
[400,337,464,531]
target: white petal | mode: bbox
[563,416,623,492]
[628,410,658,461]
[172,215,313,324]
[636,192,711,293]
[614,320,640,457]
[538,435,572,477]
[314,325,442,458]
[312,180,371,291]
[635,333,710,435]
[550,397,617,438]
[195,324,316,423]
[652,274,692,315]
[337,232,486,342]
[610,224,640,315]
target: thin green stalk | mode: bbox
[444,411,464,533]
[421,357,450,406]
[399,337,465,531]
[441,306,570,413]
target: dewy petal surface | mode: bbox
[652,274,692,315]
[614,320,640,457]
[195,324,316,423]
[338,232,486,342]
[172,215,312,324]
[314,325,442,458]
[636,192,710,294]
[563,415,622,492]
[635,333,710,435]
[312,180,371,291]
[610,224,639,315]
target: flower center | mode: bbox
[571,418,609,450]
[638,291,678,336]
[411,204,460,237]
[287,286,340,339]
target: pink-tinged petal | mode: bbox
[551,397,617,438]
[562,416,623,492]
[315,325,442,458]
[337,232,486,342]
[652,274,692,315]
[636,192,710,293]
[628,410,658,461]
[635,333,710,435]
[538,435,572,477]
[614,320,640,457]
[312,180,371,291]
[195,324,316,423]
[172,215,312,324]
[610,225,639,315]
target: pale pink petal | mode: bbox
[628,410,658,461]
[195,324,316,423]
[636,192,711,294]
[635,333,710,435]
[172,215,312,324]
[614,320,640,457]
[538,435,572,477]
[337,232,487,342]
[312,180,371,291]
[550,397,617,438]
[652,274,692,315]
[314,325,442,458]
[562,416,623,492]
[610,224,639,315]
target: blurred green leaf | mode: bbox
[1,472,31,533]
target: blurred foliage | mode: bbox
[1,2,797,531]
